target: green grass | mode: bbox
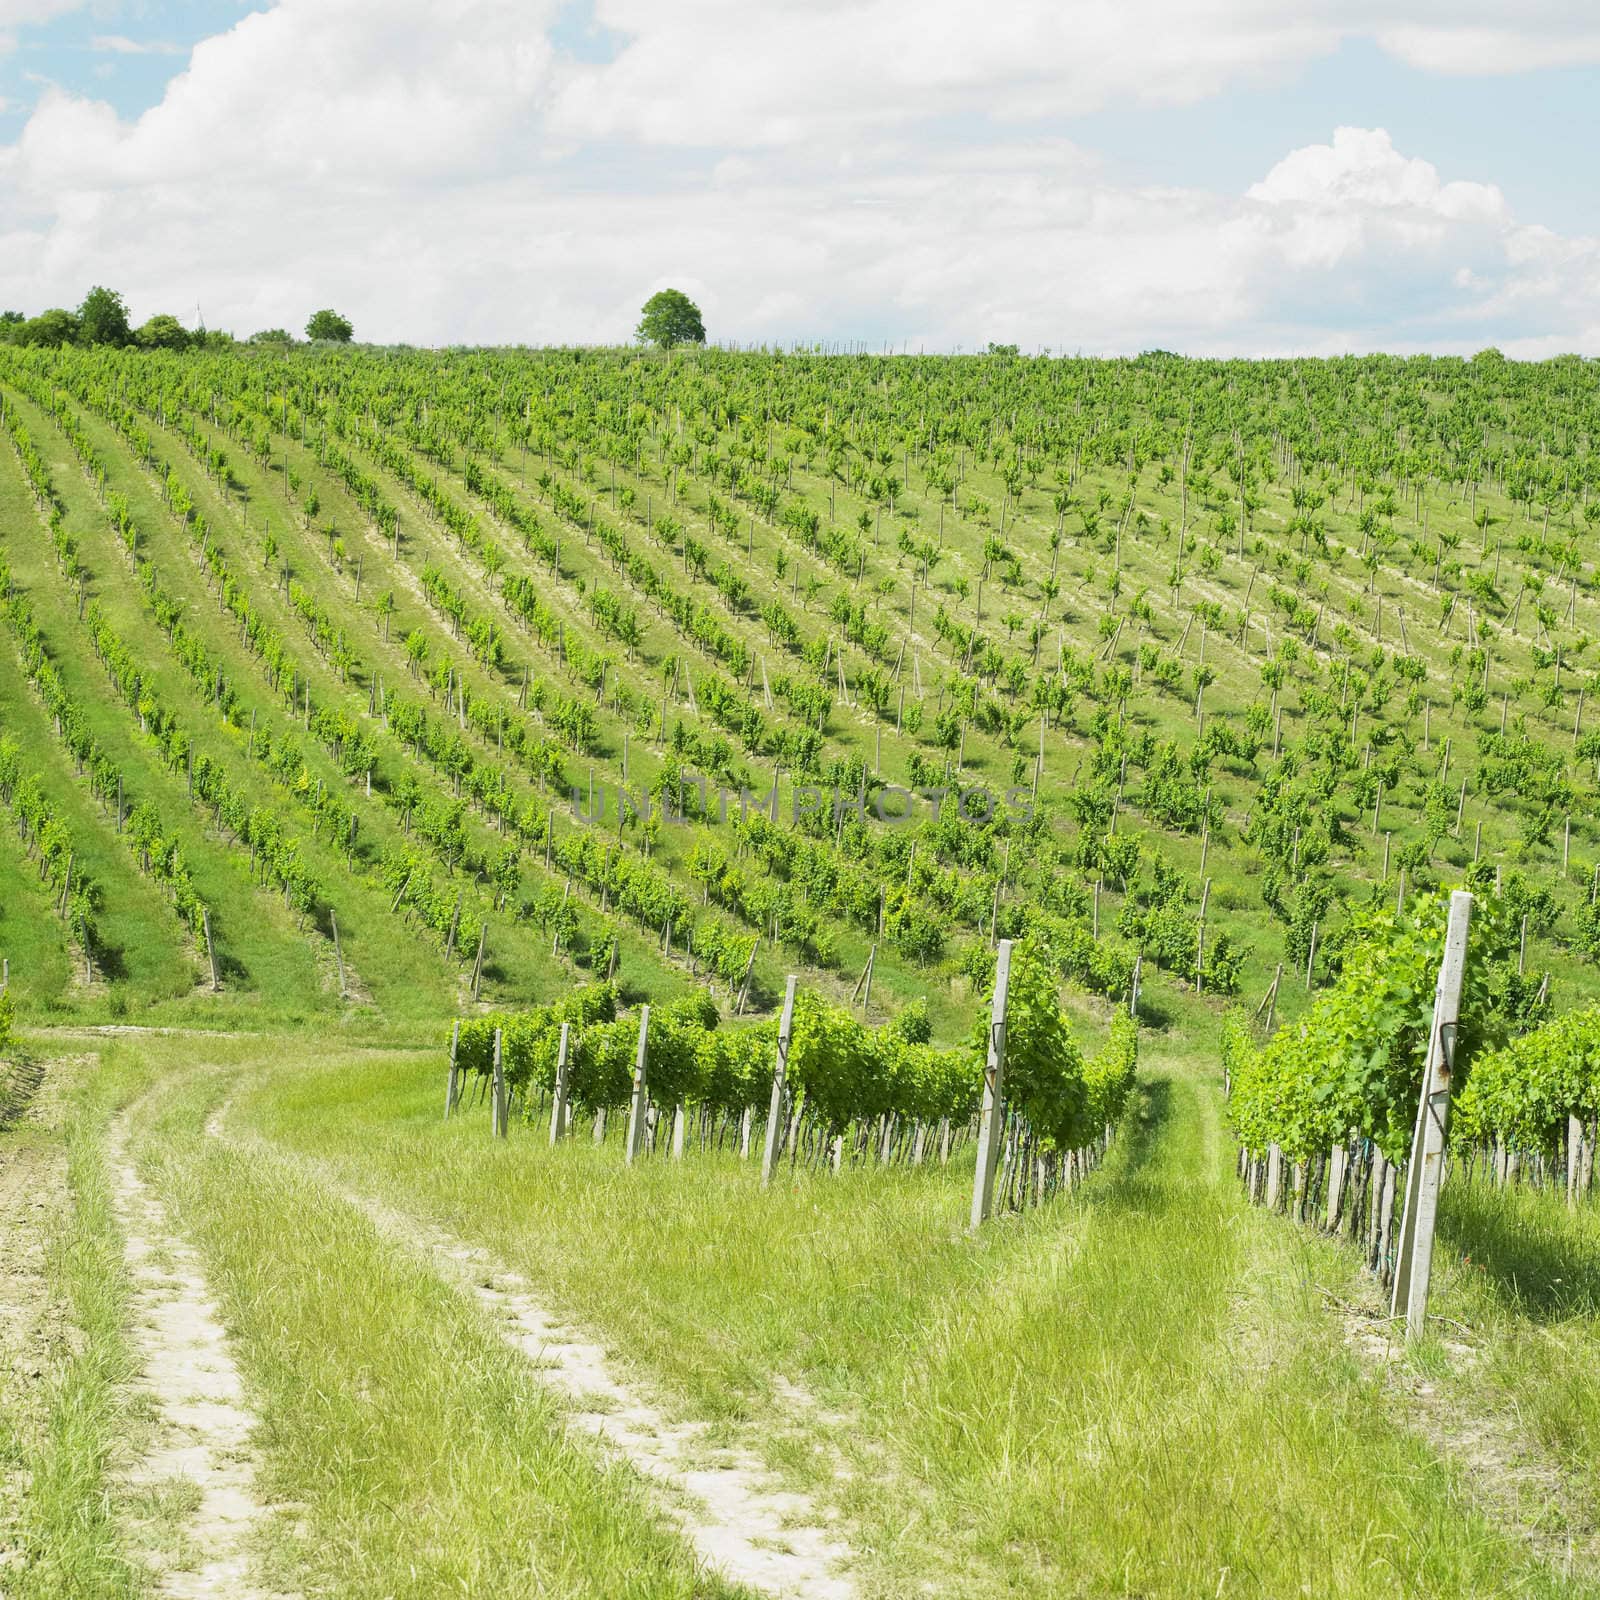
[0,823,73,1015]
[0,1043,147,1599]
[226,1027,1597,1598]
[1437,1175,1600,1525]
[90,1039,756,1598]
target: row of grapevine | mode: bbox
[446,937,1139,1212]
[65,350,1262,1011]
[0,387,325,927]
[0,557,209,963]
[1456,1007,1600,1200]
[0,728,102,974]
[1222,886,1584,1288]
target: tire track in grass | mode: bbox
[107,1107,284,1600]
[203,1098,856,1600]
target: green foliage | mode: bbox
[1455,1005,1600,1158]
[77,286,131,347]
[448,946,1132,1149]
[306,308,354,343]
[9,308,80,347]
[135,314,193,351]
[636,288,706,349]
[1227,888,1530,1163]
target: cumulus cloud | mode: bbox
[0,0,1597,354]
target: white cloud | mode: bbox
[1375,20,1600,74]
[0,0,83,24]
[0,0,1598,354]
[0,0,84,55]
[549,0,1600,147]
[89,34,185,57]
[1248,127,1507,222]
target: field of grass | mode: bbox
[2,344,1600,1595]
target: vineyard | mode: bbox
[3,344,1600,1597]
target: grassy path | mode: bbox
[4,1024,1598,1597]
[109,1040,758,1599]
[228,1029,1595,1599]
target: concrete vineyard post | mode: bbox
[1325,1144,1347,1230]
[761,976,797,1187]
[625,1005,650,1165]
[203,908,219,992]
[549,1022,571,1145]
[330,909,347,999]
[970,938,1014,1231]
[1391,889,1473,1341]
[445,1019,460,1119]
[491,1026,508,1139]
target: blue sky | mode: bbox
[0,3,229,127]
[1074,39,1600,239]
[2,2,1599,353]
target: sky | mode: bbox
[1,1,1599,356]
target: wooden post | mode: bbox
[761,977,797,1187]
[970,939,1014,1230]
[625,1005,650,1165]
[330,909,347,998]
[1265,962,1283,1034]
[203,908,219,992]
[471,921,487,1000]
[491,1027,508,1139]
[445,1020,460,1119]
[671,1103,687,1160]
[1305,920,1318,989]
[734,937,760,1014]
[1391,889,1473,1341]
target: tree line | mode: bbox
[0,287,355,351]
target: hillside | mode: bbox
[0,344,1596,1035]
[4,344,1600,1598]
